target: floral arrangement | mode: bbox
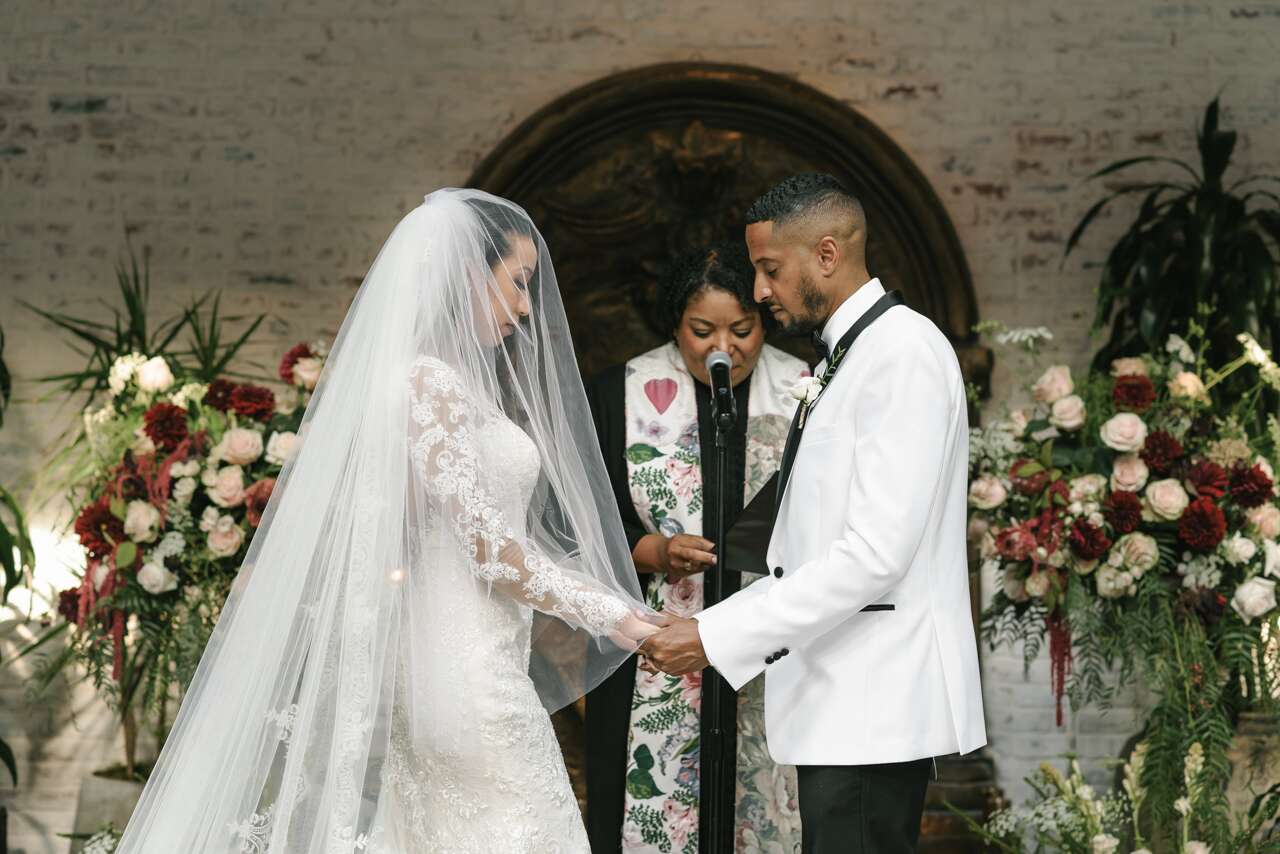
[969,319,1280,845]
[958,741,1280,853]
[29,340,326,775]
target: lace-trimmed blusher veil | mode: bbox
[114,188,649,852]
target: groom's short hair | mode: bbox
[745,173,864,242]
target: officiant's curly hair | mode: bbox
[656,242,775,335]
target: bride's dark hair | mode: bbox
[463,196,536,270]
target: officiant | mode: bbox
[584,244,808,853]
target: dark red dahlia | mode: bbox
[1103,490,1143,534]
[1010,459,1049,496]
[203,378,237,412]
[143,402,189,451]
[1229,463,1274,509]
[57,587,82,625]
[230,384,275,422]
[243,477,276,527]
[1178,497,1227,553]
[1069,519,1112,561]
[1112,375,1156,413]
[996,525,1037,562]
[74,496,125,560]
[1185,460,1229,499]
[1140,430,1184,476]
[278,343,313,384]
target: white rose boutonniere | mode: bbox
[790,376,826,428]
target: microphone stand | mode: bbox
[700,380,737,854]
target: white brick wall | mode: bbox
[1,1,1277,849]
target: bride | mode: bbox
[114,189,658,853]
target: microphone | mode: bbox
[705,350,737,430]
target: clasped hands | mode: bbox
[616,610,709,677]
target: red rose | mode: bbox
[1140,430,1183,476]
[1112,375,1156,413]
[1068,519,1112,561]
[243,477,276,527]
[1185,460,1229,499]
[1103,490,1143,534]
[1229,462,1274,509]
[1010,459,1049,496]
[279,343,313,384]
[204,378,238,412]
[230,384,275,422]
[996,525,1037,562]
[57,587,82,625]
[74,495,125,560]
[1178,497,1227,553]
[143,402,189,451]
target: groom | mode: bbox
[640,174,987,853]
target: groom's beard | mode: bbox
[778,270,830,337]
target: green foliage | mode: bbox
[1065,97,1280,402]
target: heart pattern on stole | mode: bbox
[643,378,678,415]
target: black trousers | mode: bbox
[796,758,933,854]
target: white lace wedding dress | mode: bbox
[370,356,630,853]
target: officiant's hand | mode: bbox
[637,613,709,676]
[659,534,717,582]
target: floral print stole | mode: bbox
[621,343,807,854]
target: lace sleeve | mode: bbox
[407,356,632,636]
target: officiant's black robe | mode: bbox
[582,362,751,854]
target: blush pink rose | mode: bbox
[208,465,247,508]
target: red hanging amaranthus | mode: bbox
[1047,609,1073,726]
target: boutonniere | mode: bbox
[790,344,848,429]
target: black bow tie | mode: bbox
[810,330,830,362]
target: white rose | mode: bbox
[1231,577,1277,623]
[293,356,323,390]
[968,475,1007,510]
[1096,565,1136,598]
[275,386,301,416]
[199,506,221,532]
[1111,453,1150,493]
[1008,409,1030,436]
[1110,357,1148,378]
[137,561,178,594]
[1265,540,1280,579]
[219,428,264,466]
[1145,478,1190,521]
[1247,504,1280,540]
[131,426,156,457]
[789,376,824,405]
[123,500,161,544]
[135,356,175,393]
[208,465,246,508]
[1070,474,1107,503]
[1116,532,1160,576]
[1049,394,1086,431]
[207,515,246,558]
[1222,533,1258,567]
[172,476,197,505]
[265,431,298,466]
[1032,365,1074,404]
[1025,572,1050,599]
[1090,833,1118,854]
[1100,413,1148,452]
[1168,371,1209,403]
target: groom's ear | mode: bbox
[814,234,841,277]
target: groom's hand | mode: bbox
[637,613,709,676]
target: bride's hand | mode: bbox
[609,609,661,652]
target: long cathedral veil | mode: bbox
[114,188,650,852]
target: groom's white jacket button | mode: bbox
[773,566,784,578]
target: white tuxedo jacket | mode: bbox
[696,279,987,766]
